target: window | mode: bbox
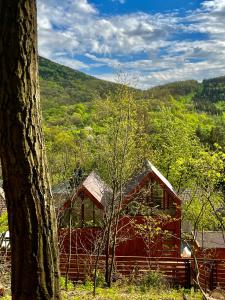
[125,180,164,216]
[60,195,103,228]
[151,182,163,208]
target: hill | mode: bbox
[145,80,199,100]
[39,56,140,110]
[193,76,225,113]
[39,56,225,115]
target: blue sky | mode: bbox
[37,0,225,89]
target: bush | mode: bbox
[93,271,105,287]
[0,213,8,234]
[60,276,74,291]
[140,270,168,289]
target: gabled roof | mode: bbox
[62,160,179,212]
[124,160,177,198]
[194,231,225,249]
[81,171,112,208]
[147,161,175,193]
[62,171,112,210]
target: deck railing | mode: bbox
[1,249,225,290]
[60,253,192,288]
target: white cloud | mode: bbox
[72,0,97,14]
[37,1,178,56]
[202,0,225,11]
[55,57,89,70]
[37,0,225,88]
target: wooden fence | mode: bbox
[197,259,225,290]
[1,249,225,290]
[60,254,191,288]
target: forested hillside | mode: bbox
[39,56,139,109]
[39,57,225,232]
[194,76,225,113]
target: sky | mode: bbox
[37,0,225,89]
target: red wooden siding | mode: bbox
[58,162,182,259]
[59,228,102,254]
[59,215,181,258]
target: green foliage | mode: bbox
[182,148,225,230]
[194,76,225,114]
[90,86,148,186]
[38,57,225,232]
[61,282,202,300]
[147,108,202,191]
[60,276,74,291]
[140,270,168,290]
[0,212,8,233]
[145,80,199,101]
[39,56,139,112]
[94,271,105,287]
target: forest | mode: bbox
[39,56,225,233]
[1,56,225,300]
[2,0,225,298]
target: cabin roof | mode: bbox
[81,171,112,207]
[124,160,177,197]
[61,160,179,212]
[52,181,71,196]
[194,231,225,249]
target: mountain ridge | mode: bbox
[39,56,225,113]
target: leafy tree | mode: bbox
[89,85,148,288]
[0,213,8,235]
[183,148,225,231]
[148,108,202,192]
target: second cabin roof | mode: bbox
[124,160,177,198]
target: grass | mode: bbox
[0,273,203,300]
[60,276,202,300]
[61,283,202,300]
[0,285,203,300]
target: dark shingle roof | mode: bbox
[124,160,177,197]
[52,181,71,196]
[194,231,225,249]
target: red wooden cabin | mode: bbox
[58,161,181,258]
[192,231,225,290]
[193,231,225,259]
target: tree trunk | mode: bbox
[0,1,61,299]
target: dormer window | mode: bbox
[145,180,163,208]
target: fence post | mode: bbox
[185,259,191,289]
[209,261,216,290]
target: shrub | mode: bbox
[60,276,74,291]
[140,270,168,289]
[93,271,105,287]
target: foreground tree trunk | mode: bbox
[0,1,61,299]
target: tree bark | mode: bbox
[0,1,61,299]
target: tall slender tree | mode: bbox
[0,1,61,299]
